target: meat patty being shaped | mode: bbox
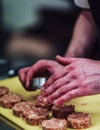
[42,118,67,130]
[35,95,53,111]
[0,86,9,98]
[67,112,91,129]
[0,92,23,108]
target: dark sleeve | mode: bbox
[88,0,100,28]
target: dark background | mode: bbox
[0,0,81,79]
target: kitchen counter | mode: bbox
[0,119,15,130]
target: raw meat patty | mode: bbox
[67,112,91,129]
[13,101,35,117]
[0,86,9,97]
[0,92,23,108]
[25,107,49,125]
[42,118,67,130]
[52,105,75,119]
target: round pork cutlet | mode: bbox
[52,105,75,119]
[67,112,91,129]
[13,101,35,117]
[0,92,23,108]
[0,86,9,97]
[25,107,49,126]
[42,118,67,130]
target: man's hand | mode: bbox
[18,67,30,87]
[41,55,100,106]
[18,59,64,90]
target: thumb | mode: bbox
[55,55,76,65]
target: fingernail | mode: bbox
[42,88,48,95]
[53,100,58,106]
[41,87,45,91]
[43,98,48,104]
[37,95,42,101]
[47,97,52,104]
[53,100,62,107]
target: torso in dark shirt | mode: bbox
[88,0,100,29]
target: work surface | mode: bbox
[0,77,100,130]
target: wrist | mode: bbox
[65,45,85,58]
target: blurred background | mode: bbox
[0,0,81,79]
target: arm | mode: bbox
[65,10,97,57]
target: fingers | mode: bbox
[42,69,66,90]
[36,95,43,101]
[41,76,69,96]
[18,67,30,86]
[43,81,78,105]
[25,60,51,90]
[41,71,75,96]
[53,89,81,106]
[42,65,74,91]
[25,64,41,90]
[56,55,77,65]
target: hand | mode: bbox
[18,67,30,87]
[42,55,100,106]
[18,59,64,90]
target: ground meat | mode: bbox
[35,95,53,111]
[67,112,91,129]
[52,105,75,119]
[0,86,9,97]
[13,101,35,117]
[25,107,49,126]
[35,96,45,107]
[0,92,23,108]
[42,118,67,130]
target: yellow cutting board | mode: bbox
[0,77,100,130]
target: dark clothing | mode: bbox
[88,0,100,60]
[88,0,100,29]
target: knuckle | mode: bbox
[52,73,58,80]
[67,93,73,99]
[36,59,46,65]
[72,72,77,77]
[59,87,65,94]
[71,70,79,79]
[47,96,53,103]
[65,64,74,71]
[53,81,59,88]
[78,90,84,96]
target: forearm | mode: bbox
[65,10,97,57]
